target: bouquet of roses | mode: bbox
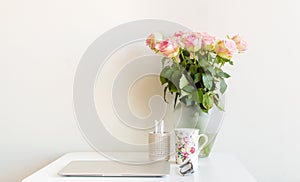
[146,31,247,112]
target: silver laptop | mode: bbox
[58,160,170,177]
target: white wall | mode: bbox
[1,0,299,181]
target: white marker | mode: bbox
[160,120,164,134]
[154,120,159,133]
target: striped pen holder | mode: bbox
[148,132,170,161]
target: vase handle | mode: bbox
[197,134,208,154]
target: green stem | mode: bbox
[180,49,185,62]
[172,57,179,64]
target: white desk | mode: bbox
[22,152,257,182]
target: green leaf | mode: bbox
[207,53,212,62]
[220,78,227,94]
[202,73,213,90]
[207,65,215,75]
[160,66,172,83]
[182,85,195,93]
[192,88,203,104]
[182,50,190,57]
[171,70,182,88]
[179,76,190,97]
[214,56,220,64]
[160,68,167,85]
[197,88,203,104]
[217,71,231,78]
[222,57,230,64]
[203,92,214,110]
[199,59,210,68]
[215,55,230,66]
[160,75,167,85]
[194,73,201,83]
[189,65,197,74]
[169,83,178,93]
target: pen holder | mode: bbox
[148,132,170,161]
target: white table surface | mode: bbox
[22,152,257,182]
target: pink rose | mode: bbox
[183,152,189,159]
[155,39,179,58]
[190,147,195,154]
[181,32,202,52]
[146,32,163,50]
[215,39,238,59]
[173,31,185,38]
[172,31,185,47]
[231,34,247,53]
[199,32,216,50]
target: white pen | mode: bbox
[160,120,164,134]
[154,120,159,133]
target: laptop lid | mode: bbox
[58,160,170,177]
